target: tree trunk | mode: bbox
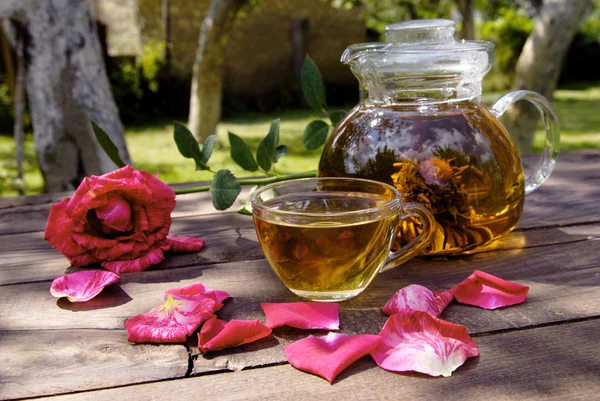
[1,0,131,192]
[456,0,475,39]
[13,27,25,195]
[502,0,592,154]
[187,0,248,142]
[0,25,15,97]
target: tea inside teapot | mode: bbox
[317,19,559,256]
[319,101,524,255]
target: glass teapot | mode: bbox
[318,19,559,256]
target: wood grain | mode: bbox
[1,151,598,235]
[31,319,600,401]
[0,150,599,401]
[0,183,253,235]
[0,329,189,400]
[1,212,598,287]
[1,235,598,342]
[0,213,262,286]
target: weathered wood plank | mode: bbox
[32,319,600,401]
[189,232,599,374]
[0,193,229,235]
[1,236,598,336]
[0,184,253,235]
[0,329,189,400]
[0,150,597,401]
[0,179,218,210]
[1,208,598,286]
[1,151,598,235]
[0,213,262,286]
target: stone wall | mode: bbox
[138,0,365,108]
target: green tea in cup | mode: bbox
[251,178,435,302]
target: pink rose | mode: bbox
[44,166,204,274]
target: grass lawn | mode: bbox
[1,83,599,197]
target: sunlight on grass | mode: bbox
[532,86,600,152]
[0,135,43,196]
[126,110,323,186]
[1,84,599,197]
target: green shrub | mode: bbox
[559,0,600,85]
[109,40,190,125]
[480,8,534,78]
[0,83,14,135]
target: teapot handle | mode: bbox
[490,90,560,194]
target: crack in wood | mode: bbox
[472,314,600,337]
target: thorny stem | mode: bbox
[173,170,318,195]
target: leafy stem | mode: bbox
[93,55,344,213]
[173,170,317,195]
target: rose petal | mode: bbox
[165,283,232,303]
[49,270,120,302]
[94,193,133,232]
[44,166,176,268]
[101,247,166,274]
[261,302,340,330]
[204,287,232,304]
[44,199,85,264]
[284,332,381,383]
[382,284,455,317]
[454,270,529,309]
[434,288,456,314]
[371,311,478,377]
[125,295,216,343]
[198,316,272,353]
[166,234,205,253]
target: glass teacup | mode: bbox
[251,178,435,301]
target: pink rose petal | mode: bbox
[94,193,133,233]
[434,288,456,313]
[198,316,272,353]
[125,295,216,343]
[371,311,478,377]
[50,270,121,302]
[101,246,167,274]
[284,332,381,383]
[454,270,529,309]
[382,284,455,317]
[166,234,206,253]
[165,283,232,303]
[261,302,340,330]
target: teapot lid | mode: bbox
[342,19,494,79]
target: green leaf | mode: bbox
[256,119,280,172]
[91,121,126,168]
[328,110,347,126]
[228,132,258,172]
[237,185,258,215]
[201,135,216,164]
[302,55,327,114]
[273,145,288,163]
[302,120,330,150]
[173,122,206,170]
[210,169,242,210]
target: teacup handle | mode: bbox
[380,202,435,272]
[490,90,560,194]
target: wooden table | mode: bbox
[1,150,599,401]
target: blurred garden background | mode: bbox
[0,0,598,196]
